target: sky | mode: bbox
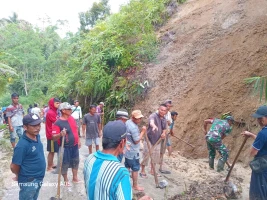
[0,0,129,35]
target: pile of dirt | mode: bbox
[134,0,267,163]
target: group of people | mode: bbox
[3,91,267,200]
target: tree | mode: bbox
[79,0,110,32]
[245,76,267,101]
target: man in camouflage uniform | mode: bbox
[203,116,234,172]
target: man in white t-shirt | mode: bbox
[31,103,41,117]
[71,100,82,137]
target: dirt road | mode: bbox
[0,124,251,199]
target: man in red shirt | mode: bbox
[52,102,81,186]
[46,97,61,171]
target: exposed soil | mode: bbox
[133,0,267,198]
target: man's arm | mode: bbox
[98,123,102,137]
[241,131,258,157]
[10,163,20,180]
[150,119,158,132]
[8,116,13,132]
[132,126,146,144]
[203,119,213,135]
[82,124,86,138]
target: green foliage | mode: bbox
[79,0,110,32]
[245,76,267,102]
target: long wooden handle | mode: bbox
[57,135,65,198]
[144,133,159,187]
[141,137,162,165]
[225,136,248,182]
[172,135,195,148]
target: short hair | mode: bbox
[90,105,96,109]
[11,93,19,98]
[171,111,178,116]
[159,104,167,108]
[34,103,38,107]
[102,138,121,150]
[54,98,60,103]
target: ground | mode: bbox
[1,0,267,199]
[0,125,251,199]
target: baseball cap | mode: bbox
[116,109,129,119]
[225,115,234,121]
[164,99,172,104]
[59,102,72,110]
[103,120,127,141]
[100,102,105,106]
[23,113,42,126]
[132,110,144,119]
[252,105,267,118]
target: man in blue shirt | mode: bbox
[10,113,46,200]
[125,110,146,191]
[242,105,267,200]
[83,120,132,200]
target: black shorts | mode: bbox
[61,144,80,174]
[47,139,59,153]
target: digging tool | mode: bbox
[144,132,159,188]
[50,134,65,200]
[141,137,162,165]
[223,136,249,199]
[172,135,195,148]
[159,134,171,174]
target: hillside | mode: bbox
[135,0,267,164]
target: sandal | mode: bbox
[139,173,148,178]
[150,173,162,177]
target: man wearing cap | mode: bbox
[115,108,129,162]
[10,113,45,200]
[96,102,104,116]
[6,93,24,148]
[71,100,82,137]
[203,115,234,172]
[83,120,132,200]
[241,105,267,200]
[125,110,146,191]
[140,104,167,177]
[82,105,102,154]
[52,102,81,186]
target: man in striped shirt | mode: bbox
[83,120,132,200]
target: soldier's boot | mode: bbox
[217,159,225,172]
[209,158,214,169]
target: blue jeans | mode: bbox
[10,126,23,143]
[19,179,43,200]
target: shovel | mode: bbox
[223,136,249,199]
[50,134,65,200]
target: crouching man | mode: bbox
[10,113,45,200]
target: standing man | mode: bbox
[166,111,178,157]
[115,108,129,162]
[52,102,81,186]
[96,102,104,116]
[82,105,102,154]
[83,120,132,200]
[31,103,41,117]
[6,93,24,148]
[140,104,167,177]
[159,100,173,174]
[203,115,234,172]
[71,100,82,137]
[46,97,61,171]
[10,113,45,200]
[125,110,146,191]
[241,105,267,200]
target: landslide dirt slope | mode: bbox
[136,0,267,163]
